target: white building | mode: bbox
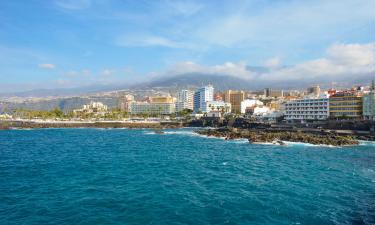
[252,106,271,116]
[176,90,194,112]
[74,101,108,115]
[240,99,264,114]
[201,101,231,113]
[194,85,214,112]
[284,97,329,121]
[363,92,375,120]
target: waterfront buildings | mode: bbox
[194,85,214,112]
[223,90,245,114]
[363,92,375,120]
[201,101,231,113]
[176,90,194,112]
[329,91,363,119]
[363,81,375,120]
[240,99,264,114]
[74,101,108,116]
[284,97,329,121]
[119,94,135,112]
[130,96,175,115]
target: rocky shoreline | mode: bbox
[195,128,360,146]
[0,120,182,130]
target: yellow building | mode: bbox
[223,90,245,114]
[150,96,175,104]
[329,91,363,119]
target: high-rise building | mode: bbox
[329,91,363,119]
[176,90,194,112]
[193,85,214,112]
[119,94,135,112]
[307,85,321,97]
[363,82,375,120]
[264,88,283,98]
[223,90,245,114]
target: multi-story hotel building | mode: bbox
[223,90,245,114]
[201,101,231,113]
[329,91,363,119]
[193,85,214,112]
[264,88,283,98]
[284,97,329,121]
[130,96,175,115]
[363,92,375,120]
[119,94,135,112]
[176,90,194,112]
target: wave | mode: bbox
[359,140,375,146]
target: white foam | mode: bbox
[359,140,375,146]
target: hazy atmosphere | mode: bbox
[1,0,375,93]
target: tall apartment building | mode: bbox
[193,85,214,112]
[329,91,363,119]
[307,85,321,97]
[119,94,135,112]
[176,90,194,112]
[363,92,375,120]
[264,88,283,98]
[363,85,375,120]
[284,98,329,121]
[223,90,245,114]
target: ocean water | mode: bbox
[1,128,375,225]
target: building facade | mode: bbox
[264,88,284,98]
[307,86,321,97]
[130,102,175,115]
[363,92,375,120]
[329,91,363,119]
[223,90,245,114]
[201,101,231,113]
[119,94,135,112]
[240,99,264,114]
[284,98,329,121]
[176,90,194,112]
[193,85,214,112]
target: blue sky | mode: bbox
[1,0,375,92]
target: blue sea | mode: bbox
[1,128,375,225]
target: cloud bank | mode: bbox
[152,42,375,85]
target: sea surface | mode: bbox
[1,128,375,225]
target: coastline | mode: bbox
[195,127,361,146]
[0,119,184,130]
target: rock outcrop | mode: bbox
[196,128,359,146]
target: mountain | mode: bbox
[132,73,255,91]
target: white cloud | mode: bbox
[38,63,56,69]
[156,42,375,83]
[101,69,115,76]
[115,34,196,49]
[165,1,204,16]
[55,0,91,10]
